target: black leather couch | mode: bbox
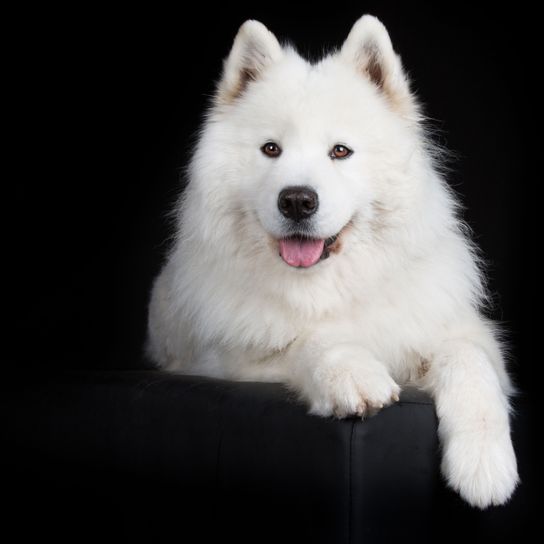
[4,370,533,543]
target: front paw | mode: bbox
[442,429,519,508]
[302,348,400,418]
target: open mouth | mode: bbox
[278,233,341,268]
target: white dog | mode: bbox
[147,15,518,508]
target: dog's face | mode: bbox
[195,17,421,270]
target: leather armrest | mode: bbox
[4,371,438,542]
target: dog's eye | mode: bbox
[330,144,353,160]
[261,142,282,158]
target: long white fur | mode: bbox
[147,15,519,508]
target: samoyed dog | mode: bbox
[147,15,518,508]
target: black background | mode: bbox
[9,2,536,534]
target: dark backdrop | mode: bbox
[8,1,536,537]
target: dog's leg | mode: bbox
[423,339,519,508]
[227,325,400,418]
[279,327,401,418]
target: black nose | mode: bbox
[278,186,319,222]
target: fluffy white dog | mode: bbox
[147,15,518,508]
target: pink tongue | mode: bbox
[279,238,325,268]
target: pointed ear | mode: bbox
[340,15,416,117]
[216,20,283,105]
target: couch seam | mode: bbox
[348,419,356,544]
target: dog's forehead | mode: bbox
[235,57,385,132]
[274,55,376,102]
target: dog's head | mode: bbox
[187,16,429,272]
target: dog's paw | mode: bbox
[442,429,519,509]
[304,348,400,418]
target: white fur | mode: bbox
[147,15,518,508]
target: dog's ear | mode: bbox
[340,15,416,117]
[216,20,283,105]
